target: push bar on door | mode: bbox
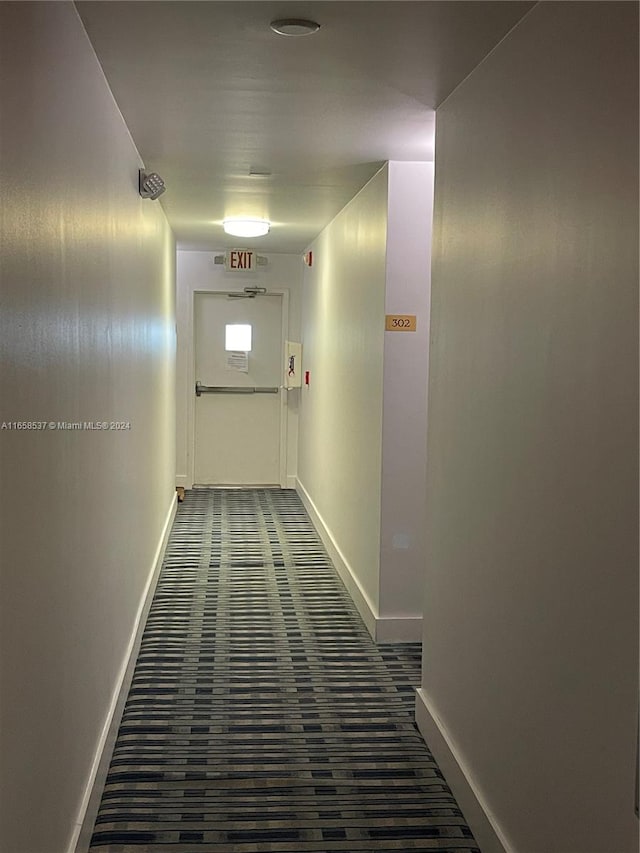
[195,382,279,397]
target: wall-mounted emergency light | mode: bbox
[138,170,166,200]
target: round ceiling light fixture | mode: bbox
[222,218,271,238]
[269,18,320,37]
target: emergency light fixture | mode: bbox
[138,170,166,200]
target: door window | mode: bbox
[225,324,252,352]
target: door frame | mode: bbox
[188,288,290,488]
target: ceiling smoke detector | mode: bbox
[269,18,320,37]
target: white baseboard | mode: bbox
[296,478,378,639]
[376,615,423,643]
[179,476,296,489]
[295,480,422,643]
[296,479,421,643]
[415,688,514,853]
[69,492,178,853]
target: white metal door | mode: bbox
[194,292,284,486]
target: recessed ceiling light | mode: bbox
[269,18,320,37]
[223,218,270,238]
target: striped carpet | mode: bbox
[89,488,479,852]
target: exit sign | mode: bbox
[225,249,255,271]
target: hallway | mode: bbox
[89,489,478,852]
[1,4,638,852]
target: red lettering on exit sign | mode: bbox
[225,250,255,271]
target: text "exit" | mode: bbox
[225,250,255,272]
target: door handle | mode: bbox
[195,381,279,397]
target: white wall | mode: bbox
[297,166,388,621]
[416,4,639,853]
[297,163,433,640]
[0,5,176,853]
[379,161,433,632]
[175,251,302,488]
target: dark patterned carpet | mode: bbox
[89,488,479,852]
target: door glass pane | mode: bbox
[225,324,252,351]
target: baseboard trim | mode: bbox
[295,479,422,643]
[69,492,178,853]
[179,476,296,490]
[296,478,379,640]
[376,615,423,643]
[415,687,514,853]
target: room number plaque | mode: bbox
[385,314,417,332]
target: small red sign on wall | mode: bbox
[225,249,255,271]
